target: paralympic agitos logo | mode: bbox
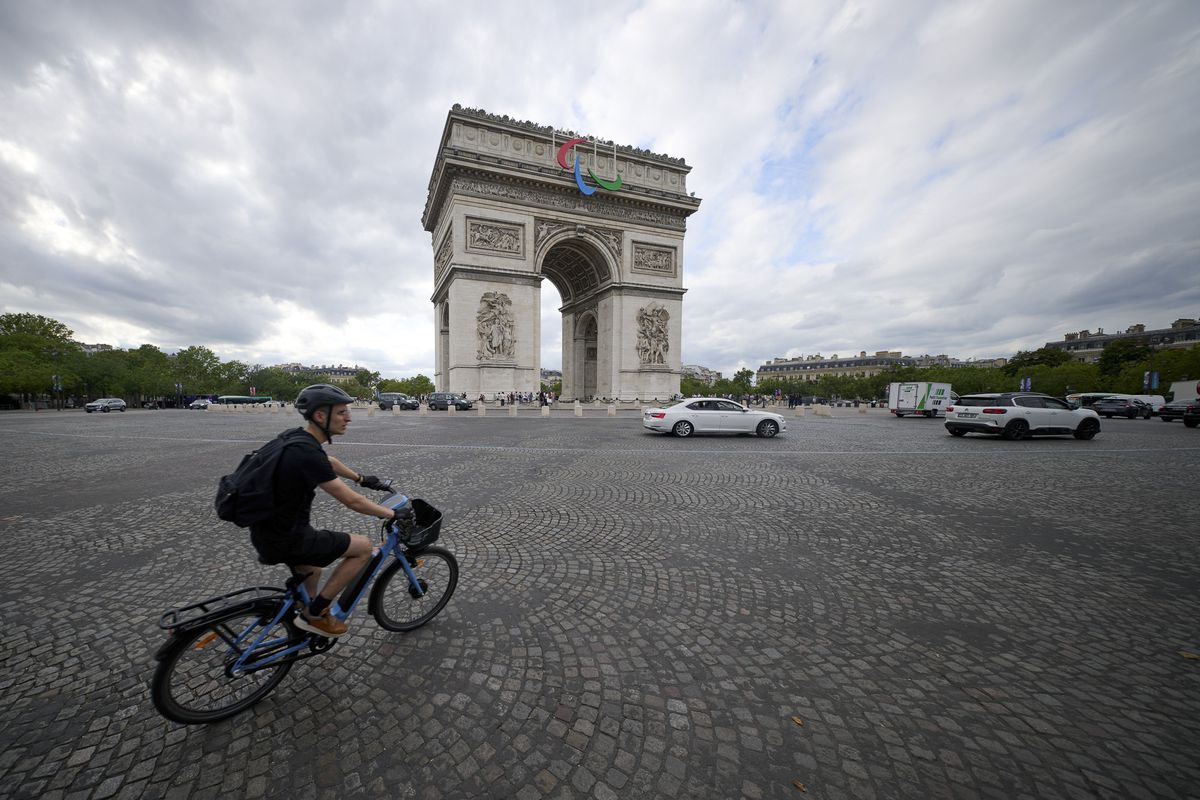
[556,137,623,196]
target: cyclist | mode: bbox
[249,383,412,637]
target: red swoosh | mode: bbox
[556,137,588,170]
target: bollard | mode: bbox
[477,403,486,416]
[858,404,866,414]
[574,403,583,417]
[419,404,428,416]
[392,405,398,416]
[540,404,549,417]
[509,403,518,417]
[607,404,616,417]
[447,403,456,416]
[794,406,806,417]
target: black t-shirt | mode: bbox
[250,428,335,540]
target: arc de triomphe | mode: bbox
[422,105,701,402]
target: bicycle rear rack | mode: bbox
[158,586,285,631]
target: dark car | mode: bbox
[427,392,472,411]
[378,392,418,411]
[1090,396,1152,419]
[1182,401,1200,429]
[1159,398,1198,423]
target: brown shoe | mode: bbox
[296,609,348,637]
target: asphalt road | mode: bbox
[0,407,1197,799]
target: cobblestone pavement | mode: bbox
[1,407,1198,799]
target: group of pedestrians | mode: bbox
[477,391,556,406]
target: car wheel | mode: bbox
[1185,419,1199,429]
[119,407,125,412]
[1074,419,1100,440]
[1002,420,1028,440]
[672,420,694,438]
[1103,414,1112,419]
[86,409,93,413]
[895,413,905,418]
[948,428,967,437]
[756,420,779,438]
[102,406,110,413]
[1126,411,1136,419]
[1144,410,1152,419]
[1161,416,1171,422]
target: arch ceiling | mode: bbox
[541,241,610,304]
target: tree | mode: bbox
[0,313,77,406]
[0,312,73,341]
[389,374,434,397]
[174,346,222,393]
[1098,339,1153,378]
[1002,347,1071,377]
[730,368,755,396]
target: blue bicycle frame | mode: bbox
[227,494,425,676]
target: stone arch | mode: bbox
[421,106,700,401]
[571,310,600,400]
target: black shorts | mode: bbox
[251,526,351,567]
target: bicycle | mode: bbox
[150,489,458,724]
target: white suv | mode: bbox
[944,393,1100,440]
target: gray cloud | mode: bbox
[1,1,1198,379]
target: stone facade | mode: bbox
[423,105,701,401]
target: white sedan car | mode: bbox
[643,398,787,438]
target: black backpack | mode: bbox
[214,430,308,527]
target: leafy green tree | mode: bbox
[173,346,222,393]
[1002,347,1071,376]
[398,374,435,396]
[0,313,77,405]
[377,374,435,397]
[729,368,755,396]
[1098,339,1154,378]
[0,312,74,341]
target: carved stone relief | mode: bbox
[632,243,676,277]
[636,303,670,365]
[466,218,524,258]
[535,218,622,263]
[451,176,685,231]
[434,233,452,283]
[476,291,516,361]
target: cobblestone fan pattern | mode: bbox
[0,409,1198,799]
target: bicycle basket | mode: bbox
[402,498,442,550]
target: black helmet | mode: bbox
[295,383,353,421]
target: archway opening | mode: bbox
[539,238,613,402]
[539,280,563,389]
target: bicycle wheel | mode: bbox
[151,601,300,724]
[369,547,458,632]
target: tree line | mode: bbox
[0,313,434,407]
[688,342,1200,402]
[5,311,1197,408]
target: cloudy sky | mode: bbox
[2,1,1198,380]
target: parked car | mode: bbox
[1159,398,1196,423]
[1089,396,1153,419]
[188,399,212,410]
[427,392,473,411]
[85,398,127,413]
[944,393,1100,440]
[1182,401,1200,429]
[643,397,787,438]
[378,392,419,411]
